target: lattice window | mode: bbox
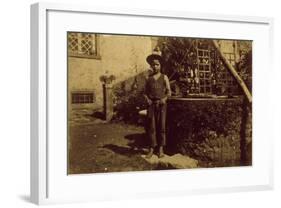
[72,92,95,104]
[68,32,99,58]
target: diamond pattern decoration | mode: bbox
[68,32,97,57]
[68,33,78,52]
[81,33,93,55]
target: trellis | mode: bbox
[164,39,241,97]
[161,38,252,165]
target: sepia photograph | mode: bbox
[67,32,252,174]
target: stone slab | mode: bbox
[141,153,198,169]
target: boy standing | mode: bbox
[144,54,171,158]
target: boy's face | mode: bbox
[150,59,161,74]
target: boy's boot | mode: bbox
[145,148,154,159]
[158,146,165,158]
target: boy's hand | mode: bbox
[147,98,153,105]
[160,97,167,104]
[144,95,152,105]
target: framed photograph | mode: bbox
[30,2,274,205]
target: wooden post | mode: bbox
[240,97,249,165]
[212,40,252,165]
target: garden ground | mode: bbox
[68,109,199,174]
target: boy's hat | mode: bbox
[146,53,163,65]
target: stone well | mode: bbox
[166,96,252,167]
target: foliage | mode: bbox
[112,77,147,124]
[167,98,245,164]
[158,37,252,96]
[158,37,200,81]
[237,49,252,91]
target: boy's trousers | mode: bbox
[147,102,167,147]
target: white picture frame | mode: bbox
[30,2,274,205]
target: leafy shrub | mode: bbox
[166,97,247,165]
[112,74,147,124]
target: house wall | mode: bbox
[218,40,235,53]
[218,40,252,61]
[68,34,153,110]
